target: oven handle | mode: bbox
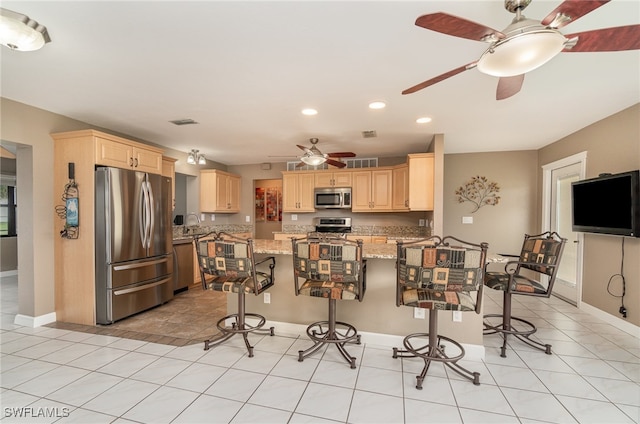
[113,277,171,296]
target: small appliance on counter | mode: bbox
[173,215,184,225]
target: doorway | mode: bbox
[254,179,282,239]
[542,153,586,306]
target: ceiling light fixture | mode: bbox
[477,18,566,77]
[416,117,432,124]
[300,155,326,166]
[368,101,386,110]
[301,108,318,116]
[187,149,206,165]
[0,7,51,51]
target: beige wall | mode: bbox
[443,151,539,254]
[539,104,640,326]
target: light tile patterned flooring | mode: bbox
[1,274,639,423]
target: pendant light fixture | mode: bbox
[187,149,206,165]
[0,7,51,51]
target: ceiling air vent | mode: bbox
[361,130,377,138]
[169,118,199,126]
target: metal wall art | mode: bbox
[455,176,500,213]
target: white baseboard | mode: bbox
[245,319,486,362]
[580,302,640,338]
[14,312,57,328]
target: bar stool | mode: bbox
[196,232,275,356]
[291,235,366,368]
[393,236,488,389]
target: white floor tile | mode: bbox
[532,369,607,401]
[166,362,227,393]
[449,379,514,416]
[1,359,59,389]
[81,378,159,417]
[122,385,199,424]
[359,345,402,371]
[205,368,266,402]
[248,375,308,411]
[458,408,520,423]
[295,382,353,422]
[230,403,291,423]
[96,351,159,377]
[13,365,89,397]
[500,387,577,423]
[46,371,123,407]
[52,407,117,423]
[347,390,404,424]
[173,394,243,424]
[557,395,635,423]
[403,373,457,406]
[486,363,549,392]
[66,347,128,371]
[38,342,101,365]
[355,366,403,397]
[560,355,629,380]
[270,354,320,381]
[404,398,461,423]
[584,376,640,406]
[231,350,282,374]
[310,358,358,388]
[129,356,192,385]
[197,344,246,367]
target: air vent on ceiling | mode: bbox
[287,158,378,171]
[169,118,199,126]
[361,130,377,138]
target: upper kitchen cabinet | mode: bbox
[162,156,177,210]
[392,164,409,211]
[352,168,393,212]
[408,153,434,211]
[200,170,241,213]
[95,135,163,174]
[282,171,315,212]
[314,170,352,188]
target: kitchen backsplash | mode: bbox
[173,224,253,239]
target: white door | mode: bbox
[542,153,586,306]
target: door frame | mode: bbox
[541,151,587,307]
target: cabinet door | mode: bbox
[371,169,393,211]
[282,173,300,212]
[314,172,334,188]
[215,174,230,211]
[95,137,133,169]
[133,147,163,174]
[392,165,409,211]
[200,171,217,212]
[333,171,352,187]
[162,158,176,210]
[297,173,316,212]
[408,154,435,211]
[351,171,372,212]
[227,175,241,212]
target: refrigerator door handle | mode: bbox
[113,256,170,271]
[139,180,147,249]
[146,179,155,249]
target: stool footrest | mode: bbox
[483,313,552,357]
[204,312,274,357]
[299,320,360,369]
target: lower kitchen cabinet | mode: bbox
[173,240,194,292]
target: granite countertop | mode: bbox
[252,239,396,259]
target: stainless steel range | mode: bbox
[314,217,352,233]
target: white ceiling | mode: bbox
[2,1,639,165]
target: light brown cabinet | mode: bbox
[392,164,409,211]
[200,170,241,213]
[162,157,177,210]
[352,168,393,212]
[314,170,352,188]
[95,136,163,174]
[282,172,315,212]
[408,153,435,211]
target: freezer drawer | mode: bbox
[98,276,173,324]
[109,254,172,290]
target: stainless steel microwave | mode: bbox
[314,187,352,209]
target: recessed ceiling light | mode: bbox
[301,108,318,116]
[416,117,432,124]
[369,101,386,110]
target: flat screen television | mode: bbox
[571,170,640,237]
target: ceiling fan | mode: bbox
[295,138,356,168]
[403,0,640,100]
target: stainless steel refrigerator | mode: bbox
[95,167,173,324]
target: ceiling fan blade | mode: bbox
[295,161,306,168]
[496,74,524,100]
[297,144,313,155]
[402,62,477,95]
[325,158,347,168]
[415,12,504,42]
[327,152,356,158]
[563,25,640,52]
[541,0,610,29]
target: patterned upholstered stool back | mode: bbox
[518,232,565,277]
[292,236,365,301]
[396,236,488,313]
[197,233,268,295]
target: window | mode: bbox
[0,181,17,237]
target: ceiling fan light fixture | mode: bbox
[300,155,326,166]
[0,7,51,51]
[477,29,566,77]
[368,101,386,110]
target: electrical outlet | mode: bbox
[245,215,251,223]
[264,293,271,304]
[414,307,425,319]
[452,311,462,322]
[419,219,425,227]
[210,214,215,221]
[200,213,205,222]
[291,214,298,221]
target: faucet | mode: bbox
[184,213,201,234]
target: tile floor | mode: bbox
[1,274,639,423]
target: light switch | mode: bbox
[245,215,251,223]
[462,216,473,224]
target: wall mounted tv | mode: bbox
[571,170,640,237]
